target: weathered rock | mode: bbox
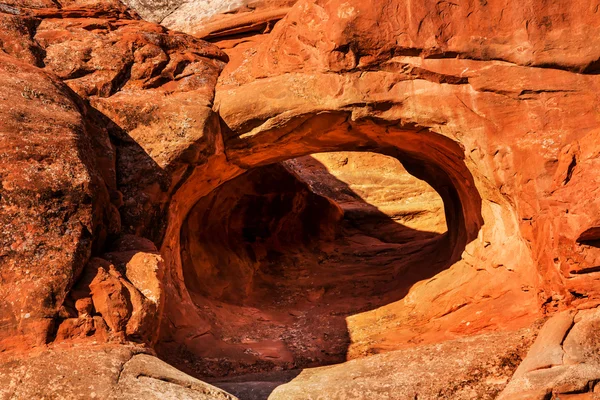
[499,307,600,399]
[55,316,109,342]
[0,53,111,351]
[512,311,575,377]
[117,353,238,400]
[563,308,600,365]
[59,253,163,344]
[88,258,132,334]
[0,0,227,349]
[31,2,227,240]
[74,298,94,317]
[0,0,237,396]
[0,345,237,399]
[122,0,297,40]
[286,152,447,238]
[212,328,536,400]
[219,0,600,80]
[203,0,600,362]
[3,0,600,397]
[164,152,451,375]
[105,236,165,308]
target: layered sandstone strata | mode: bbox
[1,0,600,399]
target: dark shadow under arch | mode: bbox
[156,117,485,400]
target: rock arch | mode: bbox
[155,111,531,377]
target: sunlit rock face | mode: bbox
[2,0,600,398]
[285,152,447,239]
[121,0,297,43]
[120,0,247,25]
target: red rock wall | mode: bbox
[0,0,227,350]
[1,0,600,397]
[206,0,600,358]
[0,54,114,350]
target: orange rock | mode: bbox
[55,316,109,342]
[0,52,112,351]
[74,298,94,317]
[87,259,132,334]
[3,0,600,397]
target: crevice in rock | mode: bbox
[564,154,577,185]
[577,227,600,246]
[570,266,600,275]
[116,352,136,384]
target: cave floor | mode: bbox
[207,326,538,400]
[179,217,451,379]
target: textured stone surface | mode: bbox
[163,153,450,376]
[121,0,297,40]
[213,328,536,400]
[499,307,600,399]
[2,0,600,397]
[206,0,600,360]
[512,311,575,377]
[0,1,232,395]
[0,345,237,399]
[563,309,600,365]
[0,52,111,351]
[286,152,446,236]
[4,0,229,243]
[0,0,227,350]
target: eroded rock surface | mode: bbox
[0,345,236,399]
[0,0,227,351]
[121,0,296,41]
[0,0,232,395]
[286,152,446,239]
[499,309,600,399]
[213,327,537,400]
[2,0,600,398]
[210,0,600,360]
[0,51,111,352]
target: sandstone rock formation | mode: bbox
[0,344,236,399]
[121,0,296,40]
[215,327,538,400]
[169,152,450,377]
[0,0,233,397]
[1,0,600,398]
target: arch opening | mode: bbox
[175,149,468,379]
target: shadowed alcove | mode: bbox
[175,150,465,380]
[155,118,486,400]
